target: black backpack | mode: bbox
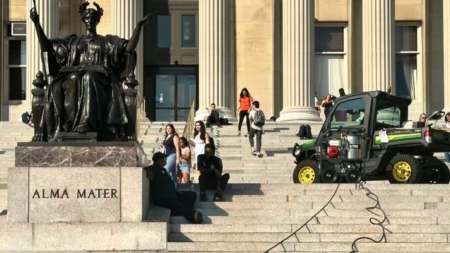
[253,110,266,126]
[21,112,31,124]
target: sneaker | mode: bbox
[200,192,207,202]
[213,193,223,202]
[251,147,256,155]
[257,152,263,158]
[194,211,203,224]
[237,131,241,136]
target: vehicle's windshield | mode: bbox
[330,98,366,128]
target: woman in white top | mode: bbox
[189,121,210,168]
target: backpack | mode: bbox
[21,112,31,124]
[253,110,266,127]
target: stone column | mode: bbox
[112,0,144,97]
[26,0,59,107]
[196,0,235,122]
[362,0,395,92]
[277,0,321,122]
[444,1,450,109]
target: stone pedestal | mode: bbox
[2,141,167,251]
[15,142,149,167]
[8,166,148,223]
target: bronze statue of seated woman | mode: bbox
[29,1,150,141]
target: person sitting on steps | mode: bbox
[294,124,312,139]
[145,152,203,224]
[197,143,230,202]
[205,103,221,127]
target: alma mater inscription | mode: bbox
[32,188,118,199]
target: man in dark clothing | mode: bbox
[197,143,230,202]
[145,152,203,224]
[205,103,221,127]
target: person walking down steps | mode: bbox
[248,101,265,158]
[236,88,253,136]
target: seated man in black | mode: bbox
[145,152,203,224]
[197,143,230,201]
[205,103,221,127]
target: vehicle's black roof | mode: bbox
[334,90,412,106]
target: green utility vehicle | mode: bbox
[292,91,450,184]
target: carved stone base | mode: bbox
[56,132,97,142]
[15,142,149,167]
[276,107,323,122]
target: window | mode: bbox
[181,15,196,47]
[395,25,419,99]
[314,26,346,100]
[8,40,26,100]
[375,98,406,128]
[330,98,366,128]
[157,15,172,48]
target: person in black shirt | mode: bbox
[197,143,230,202]
[206,103,221,127]
[145,152,203,224]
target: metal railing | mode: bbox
[183,97,196,138]
[136,97,147,143]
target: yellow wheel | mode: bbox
[392,161,412,182]
[387,154,423,184]
[293,160,320,184]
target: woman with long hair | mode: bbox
[189,121,210,168]
[178,137,192,184]
[163,124,180,183]
[321,94,334,118]
[236,88,254,136]
[418,113,427,128]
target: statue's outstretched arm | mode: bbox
[126,13,152,53]
[30,7,52,53]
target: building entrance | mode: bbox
[144,66,198,121]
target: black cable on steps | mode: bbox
[264,180,390,253]
[350,181,390,253]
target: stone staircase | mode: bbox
[1,120,450,252]
[0,122,34,190]
[139,121,450,252]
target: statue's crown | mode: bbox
[78,1,103,18]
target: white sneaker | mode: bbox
[251,147,256,155]
[257,152,263,158]
[237,131,241,136]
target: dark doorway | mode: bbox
[144,66,198,121]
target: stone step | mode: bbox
[170,215,436,225]
[170,224,450,233]
[190,201,424,210]
[189,207,450,218]
[168,232,445,243]
[186,194,442,203]
[167,241,450,252]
